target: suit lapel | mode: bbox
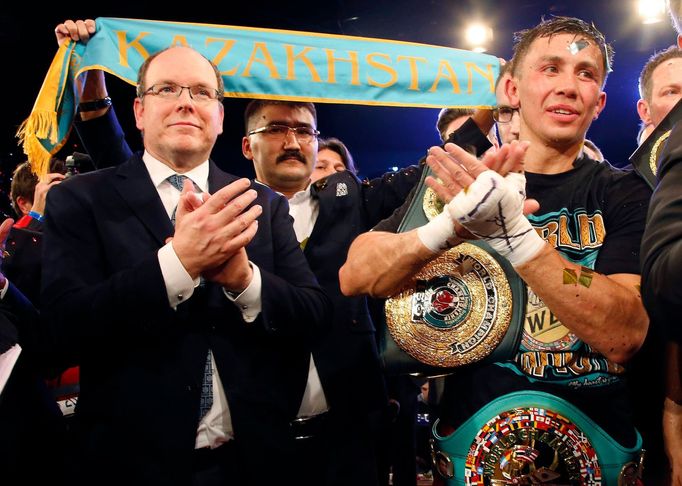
[207,160,237,193]
[307,178,338,249]
[111,158,238,245]
[111,155,173,246]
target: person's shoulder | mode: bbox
[311,171,362,198]
[8,225,41,243]
[363,165,421,187]
[602,163,652,196]
[327,170,362,188]
[250,179,279,198]
[248,179,291,212]
[55,165,118,193]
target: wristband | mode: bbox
[78,97,112,113]
[28,210,45,222]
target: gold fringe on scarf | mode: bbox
[16,40,72,178]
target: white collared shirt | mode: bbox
[254,179,329,418]
[288,185,319,243]
[143,151,261,448]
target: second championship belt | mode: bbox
[381,166,527,375]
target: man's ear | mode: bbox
[241,136,253,160]
[637,99,653,126]
[678,34,682,49]
[217,103,224,136]
[16,195,32,216]
[133,97,144,131]
[505,76,520,108]
[593,91,607,120]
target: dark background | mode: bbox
[0,0,676,213]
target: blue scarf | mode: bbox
[18,17,499,176]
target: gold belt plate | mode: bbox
[385,242,513,368]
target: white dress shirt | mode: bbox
[257,180,329,418]
[143,152,261,448]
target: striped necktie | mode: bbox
[167,174,188,226]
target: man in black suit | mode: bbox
[41,44,329,486]
[641,1,682,482]
[242,99,424,485]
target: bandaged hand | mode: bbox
[446,170,545,266]
[417,211,461,253]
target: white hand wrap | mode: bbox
[417,211,460,253]
[446,170,545,266]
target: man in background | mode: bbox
[640,2,682,484]
[637,45,682,131]
[311,137,357,182]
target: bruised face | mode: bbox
[242,104,317,194]
[508,33,606,150]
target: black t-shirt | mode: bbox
[373,154,652,447]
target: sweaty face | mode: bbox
[133,47,224,170]
[510,33,606,150]
[639,57,682,128]
[311,148,345,182]
[242,105,317,194]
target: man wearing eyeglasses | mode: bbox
[44,28,330,485]
[435,63,519,162]
[241,98,423,486]
[493,62,522,145]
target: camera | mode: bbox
[64,152,92,178]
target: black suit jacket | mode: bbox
[41,155,330,485]
[0,283,68,484]
[76,109,420,416]
[305,168,420,414]
[5,222,44,306]
[641,121,682,344]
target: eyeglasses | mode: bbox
[139,83,223,103]
[493,106,520,124]
[247,124,320,144]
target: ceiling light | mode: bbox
[464,23,493,53]
[638,0,666,24]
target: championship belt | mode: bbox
[629,97,682,189]
[380,166,526,375]
[431,390,644,485]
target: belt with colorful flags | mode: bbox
[431,390,643,485]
